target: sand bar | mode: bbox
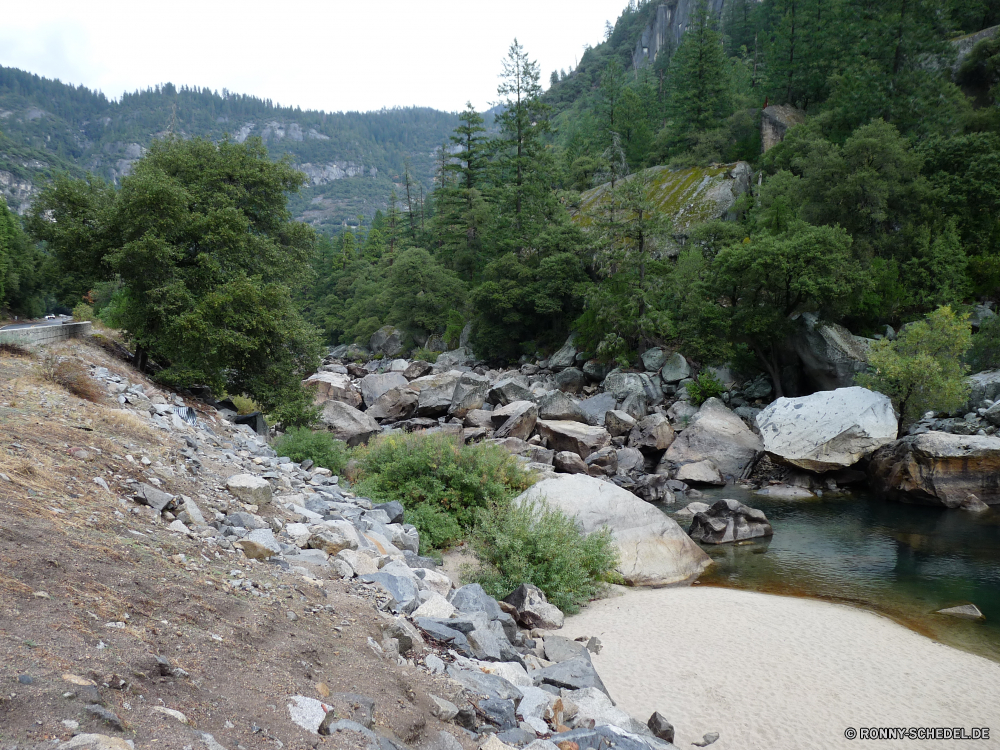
[557,586,1000,750]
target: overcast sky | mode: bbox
[0,0,630,114]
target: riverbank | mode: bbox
[557,586,1000,750]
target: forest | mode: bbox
[3,0,1000,410]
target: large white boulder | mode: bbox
[663,398,762,478]
[516,474,711,586]
[756,386,897,472]
[536,420,611,459]
[226,474,272,506]
[302,372,362,408]
[319,400,379,446]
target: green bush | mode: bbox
[686,370,725,406]
[273,427,350,474]
[72,302,95,322]
[411,348,440,363]
[468,498,620,614]
[351,432,533,552]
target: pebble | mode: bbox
[17,674,32,684]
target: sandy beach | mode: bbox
[556,586,1000,750]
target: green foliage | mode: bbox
[966,314,1000,373]
[351,432,533,553]
[411,348,440,363]
[272,427,349,475]
[857,306,971,429]
[0,199,45,317]
[687,370,726,406]
[468,498,620,615]
[71,303,95,322]
[230,395,260,415]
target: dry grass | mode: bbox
[96,408,160,443]
[39,352,104,403]
[0,337,33,358]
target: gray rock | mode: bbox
[969,370,1000,408]
[548,335,578,371]
[85,705,124,731]
[742,374,773,400]
[225,474,272,506]
[360,372,409,408]
[542,635,589,663]
[584,446,618,475]
[481,699,518,730]
[641,347,667,372]
[464,408,495,428]
[516,475,711,586]
[553,450,589,474]
[603,370,647,401]
[659,352,690,383]
[666,401,698,426]
[536,420,611,459]
[553,367,586,394]
[429,694,458,720]
[537,390,589,423]
[647,712,675,743]
[409,371,462,417]
[632,473,676,503]
[578,392,618,426]
[582,360,612,382]
[414,618,471,652]
[868,432,1000,507]
[435,347,475,369]
[135,483,174,512]
[303,371,363,409]
[372,500,405,524]
[606,410,637,437]
[359,572,420,614]
[239,528,281,560]
[676,459,725,485]
[688,498,773,544]
[449,372,490,418]
[489,377,535,406]
[450,583,504,620]
[403,360,434,380]
[225,511,266,529]
[756,387,897,472]
[663,398,763,479]
[621,392,648,420]
[788,312,871,391]
[446,665,524,701]
[970,304,996,330]
[367,386,419,421]
[693,732,720,747]
[629,413,676,452]
[935,603,985,620]
[532,656,609,697]
[319,401,380,446]
[369,326,404,357]
[504,583,564,629]
[551,726,661,750]
[492,401,538,441]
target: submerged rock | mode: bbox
[688,498,773,544]
[935,604,985,620]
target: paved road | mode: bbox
[0,319,67,331]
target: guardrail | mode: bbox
[0,321,92,345]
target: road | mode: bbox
[0,319,68,331]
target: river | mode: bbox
[659,486,1000,662]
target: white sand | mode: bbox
[557,587,1000,750]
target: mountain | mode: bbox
[0,67,459,230]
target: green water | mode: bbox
[660,487,1000,663]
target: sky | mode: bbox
[0,0,631,114]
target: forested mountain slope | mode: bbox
[0,67,458,229]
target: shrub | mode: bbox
[411,348,440,363]
[0,336,32,358]
[230,394,260,415]
[686,370,725,406]
[856,305,971,430]
[40,354,103,402]
[72,303,95,322]
[351,432,533,552]
[273,427,349,474]
[468,498,620,614]
[967,314,1000,373]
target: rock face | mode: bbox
[319,401,380,446]
[536,420,611,459]
[359,372,408,408]
[789,312,872,391]
[968,370,1000,408]
[548,335,578,371]
[448,372,490,418]
[663,398,762,479]
[868,432,1000,507]
[302,372,362,408]
[537,390,589,423]
[756,387,897,472]
[226,474,272,506]
[516,474,711,586]
[369,325,404,357]
[365,387,418,422]
[688,498,773,544]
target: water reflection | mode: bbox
[660,487,1000,662]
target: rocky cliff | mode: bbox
[631,0,728,70]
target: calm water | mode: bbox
[659,487,1000,662]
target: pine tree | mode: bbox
[663,0,734,154]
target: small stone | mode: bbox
[151,706,189,724]
[935,604,985,620]
[693,732,720,747]
[17,674,32,684]
[85,704,124,730]
[647,711,674,743]
[430,693,459,721]
[425,654,446,674]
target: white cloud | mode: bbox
[0,0,629,113]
